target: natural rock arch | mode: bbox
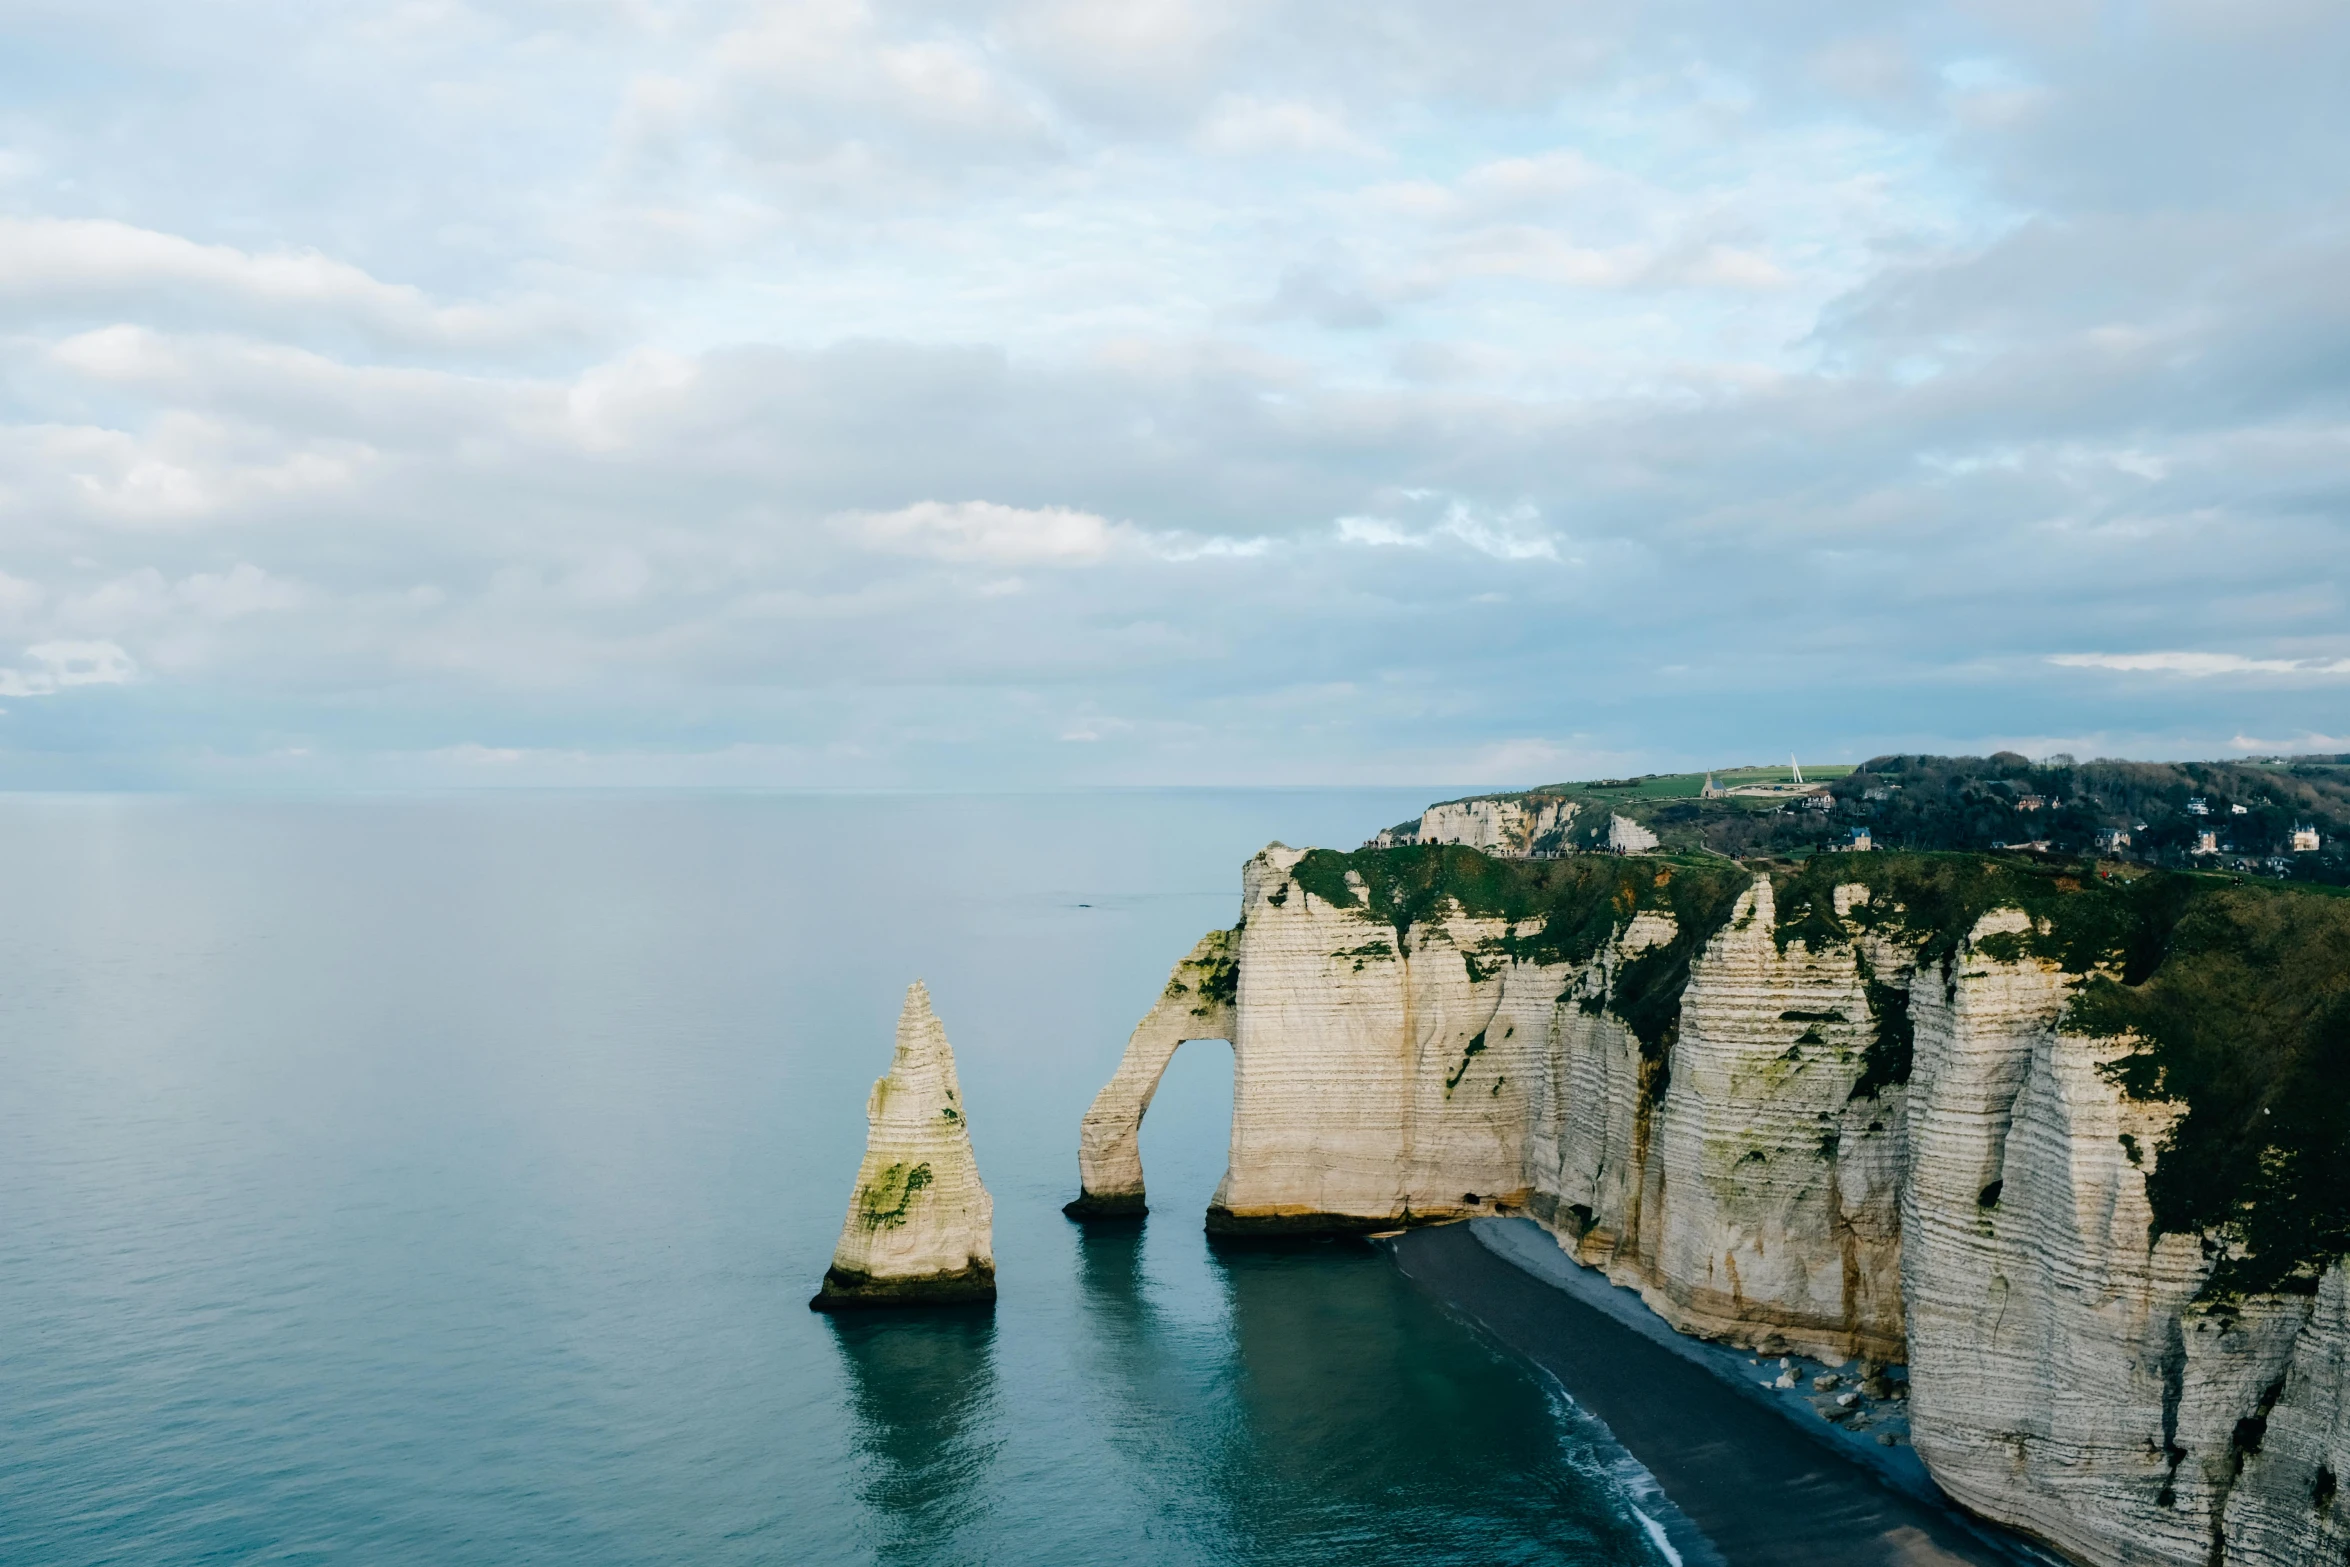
[1063,928,1237,1219]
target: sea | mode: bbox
[0,792,1671,1567]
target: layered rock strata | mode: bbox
[1074,844,2350,1567]
[1205,847,1555,1233]
[812,982,996,1311]
[1899,916,2327,1567]
[1547,877,1913,1363]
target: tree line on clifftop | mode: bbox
[1577,753,2350,884]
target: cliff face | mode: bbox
[1385,795,1578,855]
[1561,876,1913,1362]
[1208,845,1560,1231]
[813,982,995,1310]
[1072,846,2350,1566]
[1899,915,2331,1567]
[2223,1264,2350,1566]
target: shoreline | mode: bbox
[1386,1219,2061,1567]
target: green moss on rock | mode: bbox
[857,1161,933,1231]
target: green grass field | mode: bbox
[1528,763,1857,799]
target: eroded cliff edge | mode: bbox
[1074,844,2350,1567]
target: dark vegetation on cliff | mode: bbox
[1828,754,2350,877]
[1290,844,1747,1072]
[1294,842,2350,1299]
[2069,887,2350,1298]
[1454,753,2350,881]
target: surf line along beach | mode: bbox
[1385,1219,2060,1567]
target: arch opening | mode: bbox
[1064,928,1239,1221]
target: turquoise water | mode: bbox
[0,793,1666,1566]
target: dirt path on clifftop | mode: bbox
[1390,1223,2042,1567]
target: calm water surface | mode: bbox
[0,793,1666,1566]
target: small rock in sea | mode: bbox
[1860,1374,1891,1398]
[1774,1370,1799,1389]
[1836,1392,1859,1407]
[1877,1432,1898,1446]
[1778,1357,1793,1370]
[1812,1373,1842,1391]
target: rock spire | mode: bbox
[810,982,996,1311]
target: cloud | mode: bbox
[840,500,1131,563]
[1336,501,1564,562]
[2229,732,2350,753]
[0,218,568,347]
[840,499,1271,565]
[705,2,1061,178]
[0,2,2347,785]
[1195,97,1375,157]
[2049,652,2350,678]
[0,641,138,698]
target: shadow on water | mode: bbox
[1065,1221,1251,1561]
[1057,1013,1665,1567]
[826,1311,1003,1561]
[1206,1235,1667,1567]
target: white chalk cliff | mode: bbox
[1072,845,2350,1566]
[812,981,995,1310]
[1379,795,1578,855]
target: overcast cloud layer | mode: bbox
[1,0,2346,788]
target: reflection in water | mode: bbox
[1069,1222,1248,1561]
[828,1312,1002,1562]
[1073,1217,1151,1315]
[1064,1223,1665,1567]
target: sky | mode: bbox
[0,0,2346,789]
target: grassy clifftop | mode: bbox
[1291,843,2350,1299]
[1423,753,2350,883]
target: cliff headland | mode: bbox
[1071,761,2350,1567]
